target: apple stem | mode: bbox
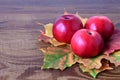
[64,16,70,20]
[88,32,92,35]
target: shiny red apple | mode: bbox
[85,16,114,40]
[71,29,104,58]
[52,14,83,44]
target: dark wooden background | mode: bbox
[0,0,120,80]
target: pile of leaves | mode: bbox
[38,12,120,78]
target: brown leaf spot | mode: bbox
[59,56,67,70]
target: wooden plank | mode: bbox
[0,0,120,80]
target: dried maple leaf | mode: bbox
[63,9,69,15]
[75,12,87,26]
[104,30,120,55]
[78,54,107,69]
[38,30,50,43]
[79,59,113,78]
[44,23,53,38]
[77,50,120,78]
[107,51,120,67]
[38,23,53,43]
[41,46,79,70]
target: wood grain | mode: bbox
[0,0,120,80]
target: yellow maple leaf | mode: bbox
[44,23,53,38]
[63,8,69,15]
[75,12,87,26]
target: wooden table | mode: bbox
[0,0,120,80]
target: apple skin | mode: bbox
[52,14,83,44]
[71,29,104,58]
[84,16,114,40]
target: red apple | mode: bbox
[52,14,83,44]
[71,29,104,58]
[85,16,114,40]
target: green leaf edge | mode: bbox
[41,51,79,70]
